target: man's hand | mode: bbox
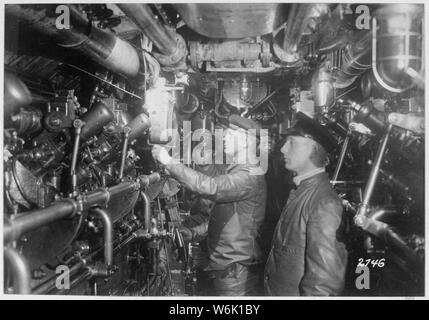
[179,226,194,242]
[152,145,173,166]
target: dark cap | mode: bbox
[285,112,336,153]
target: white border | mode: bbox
[0,0,428,300]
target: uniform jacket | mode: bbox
[166,162,267,270]
[264,172,347,296]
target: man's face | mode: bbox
[280,135,315,173]
[224,128,247,157]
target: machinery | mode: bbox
[2,3,425,296]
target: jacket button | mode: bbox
[264,274,269,281]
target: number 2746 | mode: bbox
[357,258,385,268]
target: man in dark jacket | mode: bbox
[264,112,347,296]
[152,115,267,296]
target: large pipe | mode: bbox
[117,4,175,55]
[4,173,161,243]
[274,4,328,63]
[5,4,140,77]
[4,247,32,294]
[283,4,312,54]
[117,4,186,66]
[91,208,113,266]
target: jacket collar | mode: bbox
[293,167,326,187]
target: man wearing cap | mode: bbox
[264,112,347,296]
[152,114,267,296]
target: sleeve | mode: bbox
[165,163,257,203]
[299,197,348,296]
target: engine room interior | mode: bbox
[2,3,426,296]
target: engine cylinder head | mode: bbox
[128,113,151,141]
[4,73,32,120]
[80,102,114,141]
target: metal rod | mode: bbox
[4,247,32,294]
[65,64,143,100]
[33,231,139,294]
[71,119,84,196]
[246,86,284,116]
[355,124,392,226]
[32,261,84,294]
[332,130,351,181]
[54,269,93,295]
[119,127,131,180]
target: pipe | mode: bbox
[361,216,419,264]
[354,124,392,226]
[4,180,133,243]
[139,192,152,234]
[33,227,143,294]
[283,4,312,54]
[4,174,161,243]
[332,130,351,181]
[273,4,328,63]
[5,4,140,77]
[32,261,84,294]
[4,247,32,294]
[54,268,93,295]
[117,3,177,56]
[333,31,372,89]
[368,207,398,221]
[189,41,263,68]
[90,208,113,266]
[4,200,78,244]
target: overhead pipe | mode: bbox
[5,4,140,77]
[274,4,329,63]
[283,4,312,54]
[117,4,187,67]
[4,173,161,244]
[4,247,32,294]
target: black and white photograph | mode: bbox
[1,1,426,300]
